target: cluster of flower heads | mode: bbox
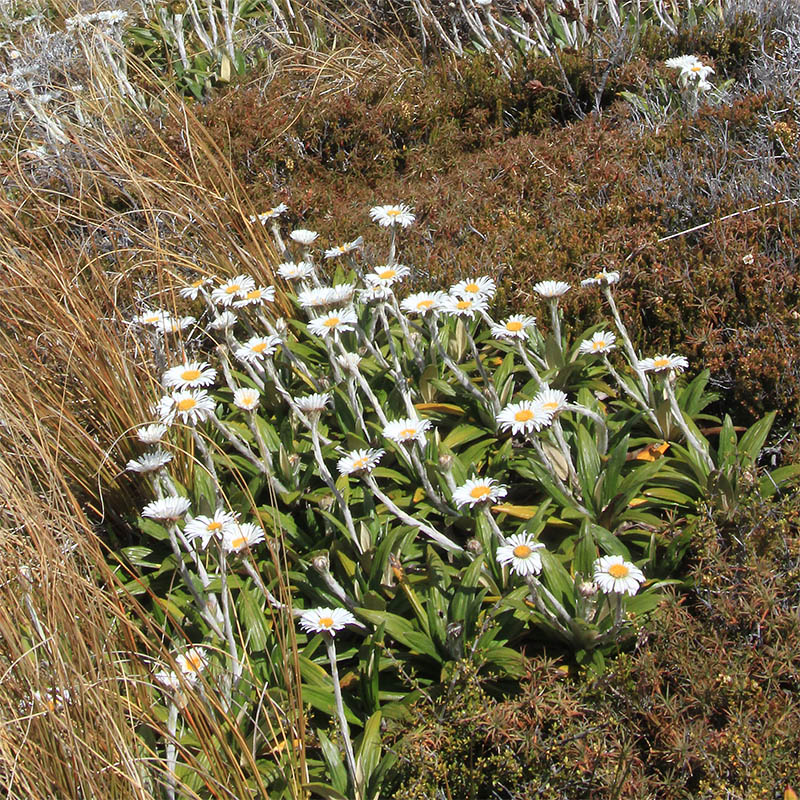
[665,54,714,92]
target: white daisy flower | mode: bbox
[142,496,191,521]
[163,361,217,390]
[294,393,330,413]
[593,555,645,596]
[365,264,411,287]
[496,399,553,435]
[440,294,488,319]
[209,311,237,330]
[277,260,315,280]
[137,423,168,444]
[400,291,446,315]
[156,389,216,426]
[581,270,620,288]
[532,280,571,299]
[496,534,545,576]
[156,315,196,334]
[175,647,207,682]
[360,283,393,303]
[535,387,568,416]
[369,203,416,228]
[233,285,276,308]
[307,307,358,338]
[578,330,617,355]
[298,607,357,636]
[451,477,508,508]
[297,286,336,308]
[250,203,288,224]
[638,353,689,373]
[383,417,432,445]
[179,277,211,301]
[233,387,260,411]
[235,335,280,363]
[336,351,362,372]
[211,275,256,306]
[126,450,172,473]
[222,521,265,553]
[324,237,364,259]
[153,669,181,692]
[290,229,318,245]
[665,54,701,71]
[450,276,496,301]
[491,314,536,340]
[337,448,385,475]
[184,509,238,548]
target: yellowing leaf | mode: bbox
[628,497,648,507]
[634,441,670,461]
[490,503,539,520]
[414,402,465,414]
[785,789,798,800]
[412,487,426,503]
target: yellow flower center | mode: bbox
[177,398,197,412]
[185,656,203,672]
[608,563,629,579]
[399,427,417,438]
[207,521,223,531]
[252,342,268,353]
[592,340,606,350]
[456,300,471,310]
[506,320,523,332]
[181,369,201,381]
[465,282,480,293]
[323,317,340,328]
[191,279,205,288]
[514,409,534,422]
[318,616,335,628]
[653,358,670,369]
[690,64,701,72]
[386,209,401,217]
[469,485,492,499]
[245,289,261,300]
[417,299,434,310]
[353,457,369,469]
[513,544,532,558]
[379,269,396,280]
[143,314,159,323]
[594,272,604,280]
[225,284,240,294]
[542,401,559,411]
[230,536,246,550]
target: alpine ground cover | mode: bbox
[2,0,800,797]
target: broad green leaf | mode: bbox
[738,411,776,465]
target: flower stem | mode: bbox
[325,635,360,798]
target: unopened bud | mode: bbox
[466,538,483,554]
[311,553,330,573]
[578,581,598,598]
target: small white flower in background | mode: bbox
[235,335,280,363]
[496,534,545,576]
[593,555,645,596]
[450,276,496,301]
[156,389,216,426]
[491,314,536,340]
[581,270,620,288]
[327,283,357,305]
[324,237,363,259]
[234,285,276,308]
[133,308,170,327]
[366,264,411,287]
[298,286,337,308]
[307,307,358,338]
[383,417,432,445]
[535,387,568,416]
[142,496,191,521]
[175,647,207,682]
[336,351,362,372]
[33,687,72,712]
[277,260,315,280]
[360,283,393,303]
[578,330,617,355]
[532,280,571,299]
[211,275,256,306]
[163,361,217,390]
[290,228,318,245]
[184,509,238,548]
[440,294,488,319]
[154,669,181,692]
[250,203,288,224]
[369,203,416,228]
[452,476,508,508]
[222,521,265,553]
[126,449,172,473]
[209,311,237,330]
[156,315,196,335]
[337,448,385,475]
[136,423,168,444]
[496,399,553,435]
[638,353,689,373]
[665,55,714,84]
[400,291,446,315]
[179,277,211,301]
[233,387,260,411]
[299,607,357,636]
[294,393,330,414]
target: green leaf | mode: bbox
[317,731,348,796]
[120,546,161,569]
[238,583,268,651]
[356,711,382,790]
[738,411,776,465]
[302,685,360,725]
